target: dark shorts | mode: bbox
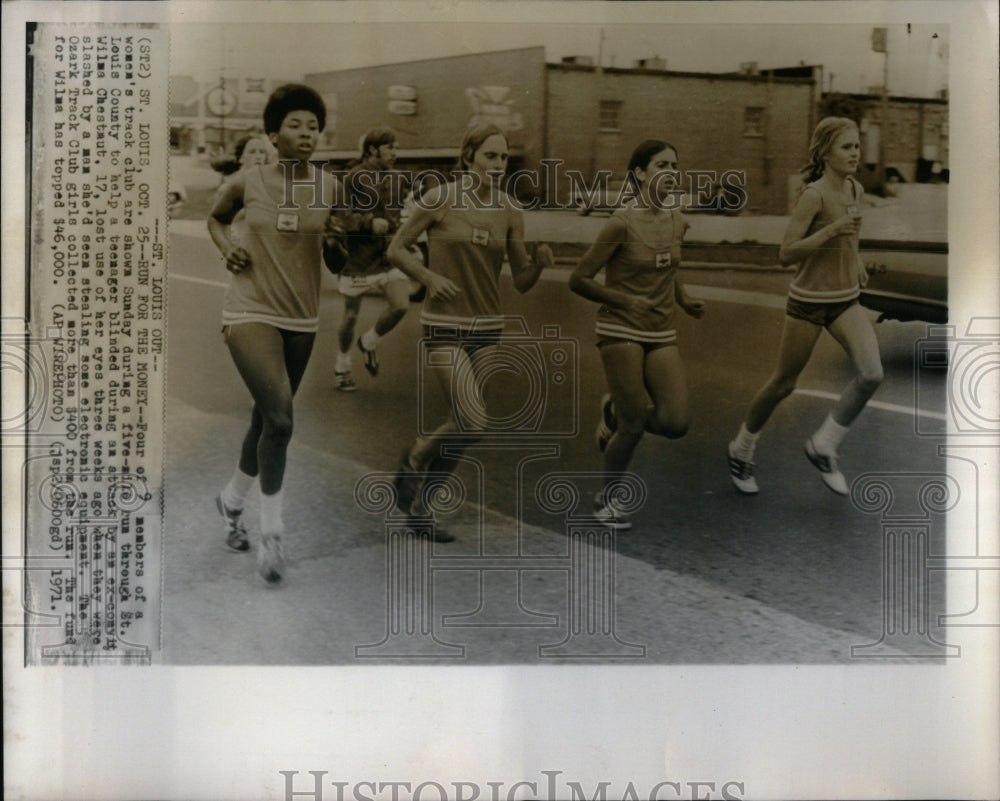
[423,325,502,358]
[785,297,858,328]
[597,337,673,354]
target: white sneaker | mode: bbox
[804,438,849,496]
[406,497,456,543]
[591,494,632,530]
[216,493,250,551]
[334,371,358,392]
[257,533,286,583]
[727,444,759,495]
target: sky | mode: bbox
[170,21,949,99]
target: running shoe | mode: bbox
[215,493,250,552]
[804,437,849,496]
[358,337,379,376]
[595,393,616,453]
[591,494,632,530]
[334,371,358,392]
[407,496,456,542]
[727,444,759,495]
[393,450,422,515]
[257,533,286,583]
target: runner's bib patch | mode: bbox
[655,251,672,269]
[471,227,490,247]
[276,212,299,232]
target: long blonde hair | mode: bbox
[801,117,858,184]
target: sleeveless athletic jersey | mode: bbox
[420,185,515,332]
[222,166,333,332]
[788,176,863,305]
[595,205,684,344]
[341,164,405,278]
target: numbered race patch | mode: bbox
[655,251,672,270]
[276,212,299,232]
[471,227,490,247]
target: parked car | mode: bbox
[858,238,948,324]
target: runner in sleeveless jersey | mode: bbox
[569,140,706,529]
[333,127,412,391]
[207,84,344,582]
[210,133,274,251]
[386,123,554,541]
[727,117,882,496]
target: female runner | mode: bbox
[208,84,343,582]
[727,116,882,496]
[569,139,705,529]
[386,123,553,541]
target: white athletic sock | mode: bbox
[730,423,760,462]
[260,489,284,536]
[221,467,255,511]
[811,414,850,455]
[360,328,380,351]
[335,351,352,373]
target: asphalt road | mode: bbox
[161,222,950,664]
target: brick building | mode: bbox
[306,47,817,214]
[546,60,817,213]
[266,47,947,214]
[852,94,949,185]
[307,47,548,178]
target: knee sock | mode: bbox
[335,351,352,373]
[260,489,284,536]
[360,328,380,351]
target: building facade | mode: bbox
[545,61,816,213]
[171,48,945,213]
[170,75,295,156]
[306,47,547,179]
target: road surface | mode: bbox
[159,220,951,664]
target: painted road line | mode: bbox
[793,388,948,421]
[170,273,228,289]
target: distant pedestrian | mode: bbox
[569,139,705,529]
[333,127,412,391]
[727,116,882,496]
[210,133,274,248]
[386,122,553,541]
[207,84,344,582]
[210,132,273,178]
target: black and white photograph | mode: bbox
[3,1,998,799]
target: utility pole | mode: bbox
[873,27,889,194]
